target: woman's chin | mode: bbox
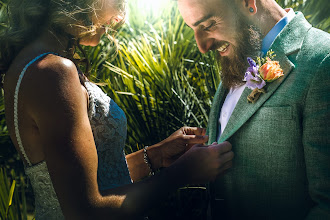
[80,33,103,47]
[84,41,100,47]
[80,39,101,47]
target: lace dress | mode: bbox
[13,53,132,219]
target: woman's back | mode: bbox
[4,48,52,165]
[4,49,132,218]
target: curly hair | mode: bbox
[0,0,126,86]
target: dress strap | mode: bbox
[14,52,53,166]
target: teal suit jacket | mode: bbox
[207,12,330,219]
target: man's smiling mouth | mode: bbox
[217,42,230,53]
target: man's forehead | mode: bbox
[178,0,216,11]
[178,0,224,25]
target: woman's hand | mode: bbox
[152,127,209,168]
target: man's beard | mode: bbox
[216,19,262,89]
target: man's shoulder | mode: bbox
[299,27,330,67]
[303,27,330,53]
[293,13,330,57]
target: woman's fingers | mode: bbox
[183,134,209,144]
[182,127,206,136]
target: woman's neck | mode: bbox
[28,29,76,58]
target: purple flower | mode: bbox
[247,57,257,67]
[243,57,266,90]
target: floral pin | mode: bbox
[243,51,284,103]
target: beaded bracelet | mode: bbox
[143,146,155,176]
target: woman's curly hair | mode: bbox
[0,0,126,87]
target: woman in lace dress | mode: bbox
[0,0,234,219]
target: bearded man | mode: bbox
[178,0,330,219]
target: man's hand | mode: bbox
[170,141,234,184]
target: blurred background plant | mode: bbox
[276,0,330,32]
[0,168,30,220]
[86,1,220,152]
[0,0,329,219]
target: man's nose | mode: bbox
[194,30,214,54]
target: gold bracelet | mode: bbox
[143,146,155,176]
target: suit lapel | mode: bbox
[212,12,311,143]
[218,48,295,143]
[208,83,228,144]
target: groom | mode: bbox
[178,0,330,219]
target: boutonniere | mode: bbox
[243,51,284,103]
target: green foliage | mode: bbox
[0,88,23,188]
[0,0,328,218]
[276,0,330,33]
[256,50,276,67]
[0,0,9,29]
[83,0,329,153]
[0,168,29,220]
[85,0,220,152]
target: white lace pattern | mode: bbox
[85,81,132,190]
[25,162,64,219]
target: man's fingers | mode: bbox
[183,127,206,136]
[218,160,233,174]
[219,151,234,164]
[212,141,232,155]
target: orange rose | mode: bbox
[259,57,284,82]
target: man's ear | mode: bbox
[243,0,257,15]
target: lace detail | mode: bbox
[25,162,64,220]
[85,82,132,190]
[13,53,132,218]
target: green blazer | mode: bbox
[207,12,330,219]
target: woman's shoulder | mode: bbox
[21,54,82,101]
[33,53,78,80]
[17,53,88,120]
[6,52,79,90]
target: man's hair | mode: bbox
[0,0,125,83]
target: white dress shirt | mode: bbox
[218,85,246,139]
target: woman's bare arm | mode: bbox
[27,55,233,219]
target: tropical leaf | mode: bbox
[84,0,219,152]
[5,179,15,218]
[0,168,29,220]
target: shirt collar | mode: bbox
[261,8,295,56]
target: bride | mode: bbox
[0,0,234,219]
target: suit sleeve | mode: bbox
[303,53,330,219]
